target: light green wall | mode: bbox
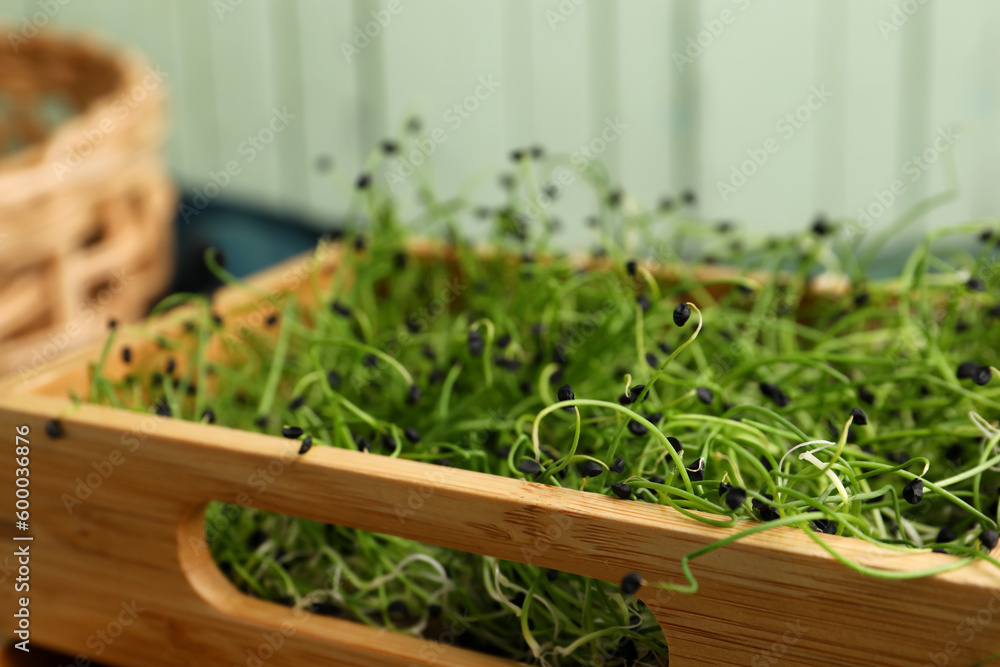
[2,0,998,242]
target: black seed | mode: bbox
[467,330,485,356]
[936,526,957,543]
[381,139,398,154]
[580,461,603,477]
[903,478,924,505]
[380,434,398,452]
[557,383,575,411]
[620,571,643,595]
[45,419,63,439]
[759,382,791,407]
[353,235,367,251]
[363,354,378,368]
[696,387,714,405]
[967,277,986,292]
[973,365,993,386]
[165,358,176,374]
[121,347,132,364]
[619,384,648,405]
[326,370,341,388]
[957,360,980,379]
[611,458,626,474]
[980,530,999,551]
[611,483,632,500]
[155,400,172,417]
[355,173,371,189]
[888,451,910,465]
[356,437,371,453]
[510,148,524,162]
[686,457,705,482]
[627,420,648,437]
[266,314,278,327]
[315,154,333,172]
[945,442,964,464]
[607,189,622,207]
[681,189,696,205]
[858,386,875,405]
[667,436,683,454]
[657,341,672,356]
[854,292,870,307]
[298,436,313,455]
[433,458,452,467]
[636,294,651,312]
[212,313,223,327]
[813,519,837,534]
[404,427,421,443]
[722,485,746,510]
[753,494,780,521]
[529,144,545,159]
[281,426,304,439]
[552,343,569,365]
[517,459,542,475]
[108,318,118,330]
[496,334,511,349]
[407,384,421,405]
[201,408,216,424]
[388,600,409,617]
[649,475,665,485]
[850,407,868,426]
[645,352,659,368]
[430,369,445,385]
[546,569,559,582]
[626,259,637,276]
[673,303,691,327]
[289,395,306,411]
[255,415,269,429]
[811,215,831,236]
[331,300,352,317]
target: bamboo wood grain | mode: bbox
[0,245,998,666]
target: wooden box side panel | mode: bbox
[0,242,997,665]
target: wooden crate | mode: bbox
[0,242,998,667]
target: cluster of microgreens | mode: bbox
[71,126,1000,666]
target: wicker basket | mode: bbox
[0,242,998,667]
[0,29,175,380]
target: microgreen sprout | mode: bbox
[79,145,1000,666]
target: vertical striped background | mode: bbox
[2,0,998,242]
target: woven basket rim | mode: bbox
[0,28,166,197]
